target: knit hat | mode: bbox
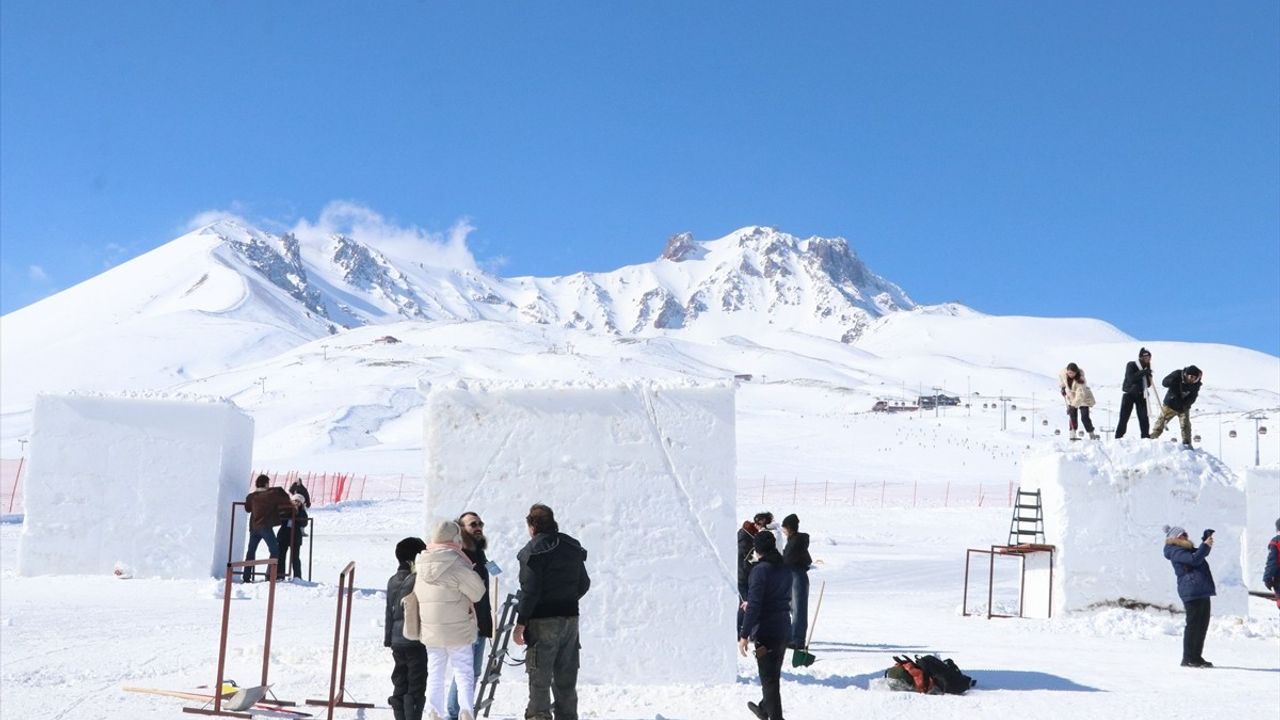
[1184,365,1202,377]
[430,519,462,545]
[290,493,306,506]
[782,514,799,531]
[395,537,426,563]
[752,530,777,554]
[1138,347,1151,358]
[1163,525,1187,540]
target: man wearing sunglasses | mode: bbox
[447,511,493,720]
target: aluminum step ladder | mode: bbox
[1008,487,1046,545]
[475,593,520,718]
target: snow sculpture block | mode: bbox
[422,381,737,685]
[19,394,254,579]
[1021,442,1247,616]
[1242,465,1280,597]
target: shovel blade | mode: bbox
[223,685,270,711]
[791,649,816,667]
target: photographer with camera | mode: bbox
[1162,525,1216,668]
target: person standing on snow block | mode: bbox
[738,511,773,636]
[513,504,590,720]
[1263,518,1280,601]
[1058,363,1098,440]
[1115,348,1154,439]
[1163,525,1216,668]
[275,493,308,579]
[447,511,493,720]
[242,475,293,582]
[780,514,812,650]
[739,530,792,720]
[387,536,428,720]
[1151,366,1202,446]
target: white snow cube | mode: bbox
[19,394,254,579]
[422,381,738,685]
[1242,465,1279,598]
[1022,442,1247,616]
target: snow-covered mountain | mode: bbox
[2,220,1277,471]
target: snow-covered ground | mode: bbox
[3,495,1277,720]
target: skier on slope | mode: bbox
[1115,348,1154,439]
[1150,366,1203,446]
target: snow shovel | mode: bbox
[791,580,825,668]
[222,684,272,712]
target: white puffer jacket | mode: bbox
[1068,380,1096,408]
[410,547,487,647]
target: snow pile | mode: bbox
[1021,441,1247,616]
[421,382,737,685]
[19,394,254,579]
[1241,465,1280,594]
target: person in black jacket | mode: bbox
[242,475,293,582]
[288,478,312,508]
[737,512,773,636]
[447,511,493,720]
[738,530,792,720]
[512,504,590,720]
[1115,347,1154,439]
[1150,365,1202,446]
[275,493,308,579]
[386,536,428,720]
[780,514,812,650]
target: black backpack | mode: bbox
[912,655,976,695]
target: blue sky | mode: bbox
[2,1,1277,353]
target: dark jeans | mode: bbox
[1182,597,1211,663]
[243,527,280,581]
[525,616,580,720]
[1067,406,1094,433]
[754,637,787,720]
[737,584,749,638]
[275,525,303,579]
[390,644,428,720]
[790,569,809,647]
[1115,394,1149,438]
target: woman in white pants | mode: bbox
[413,520,488,720]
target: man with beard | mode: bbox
[1116,347,1154,439]
[447,511,493,720]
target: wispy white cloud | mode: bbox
[289,201,479,272]
[27,265,48,282]
[183,201,480,272]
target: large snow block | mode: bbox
[1021,442,1247,616]
[19,394,254,579]
[1242,465,1280,596]
[422,381,738,685]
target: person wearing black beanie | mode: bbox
[386,536,428,720]
[1116,348,1154,439]
[1151,365,1204,446]
[780,514,813,650]
[740,527,792,720]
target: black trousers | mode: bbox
[275,526,303,578]
[1067,406,1094,433]
[1182,598,1211,663]
[389,645,428,720]
[1115,394,1149,438]
[754,637,788,720]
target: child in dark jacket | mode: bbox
[386,537,428,720]
[739,531,792,720]
[1163,525,1215,668]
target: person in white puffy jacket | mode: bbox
[412,520,488,720]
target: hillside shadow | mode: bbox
[781,670,878,689]
[807,641,937,655]
[968,669,1101,692]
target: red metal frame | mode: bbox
[962,544,1055,619]
[183,559,295,717]
[306,562,376,718]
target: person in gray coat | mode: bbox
[386,537,428,720]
